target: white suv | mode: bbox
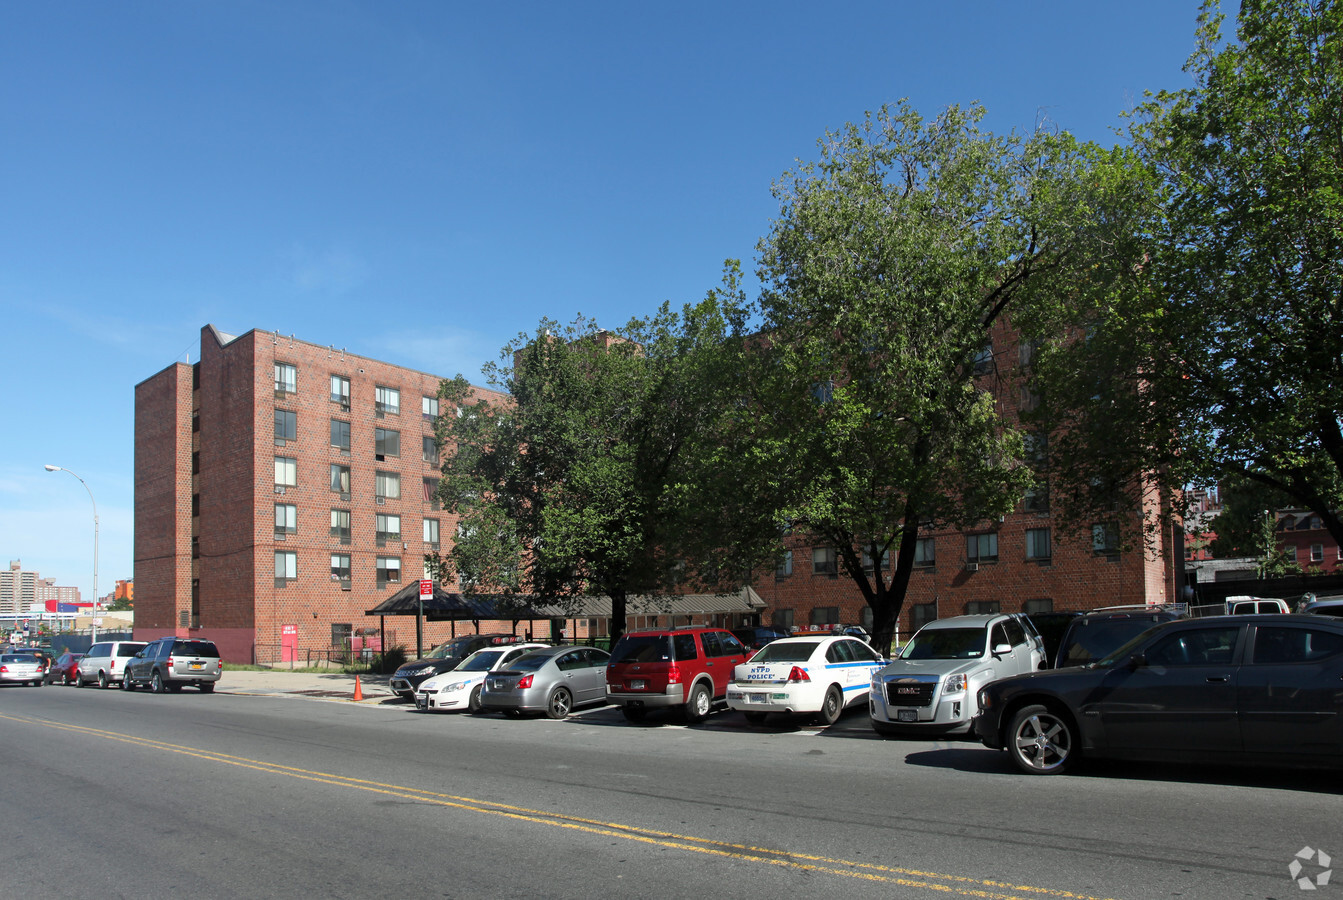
[870,613,1046,736]
[76,640,147,688]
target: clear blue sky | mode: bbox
[2,1,1208,602]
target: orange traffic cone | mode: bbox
[353,675,364,702]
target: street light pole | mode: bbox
[44,465,98,638]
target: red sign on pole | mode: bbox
[419,579,433,600]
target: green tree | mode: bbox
[733,102,1131,655]
[1041,0,1343,550]
[1205,475,1293,559]
[431,294,765,646]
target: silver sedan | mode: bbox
[479,646,610,719]
[0,653,45,686]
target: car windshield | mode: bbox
[1,655,29,663]
[458,650,505,672]
[749,641,818,663]
[610,635,672,665]
[509,653,552,672]
[426,639,475,660]
[901,628,986,660]
[1058,618,1164,667]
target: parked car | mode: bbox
[123,637,222,693]
[606,627,750,723]
[77,640,147,688]
[1025,612,1082,668]
[1303,597,1343,618]
[1224,596,1290,615]
[389,633,522,701]
[869,613,1047,736]
[730,626,790,651]
[0,653,44,686]
[479,646,611,718]
[44,652,84,685]
[415,643,550,712]
[975,614,1343,774]
[10,647,51,672]
[1054,606,1182,669]
[726,635,887,725]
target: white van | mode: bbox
[76,640,147,688]
[1224,596,1290,615]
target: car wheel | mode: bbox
[63,672,74,686]
[743,711,768,725]
[815,685,844,726]
[74,673,84,687]
[1007,704,1076,775]
[150,672,166,694]
[546,687,573,719]
[620,705,646,723]
[199,683,215,694]
[468,685,483,714]
[684,683,711,723]
[100,671,110,689]
[121,673,133,691]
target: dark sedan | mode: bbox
[975,615,1343,775]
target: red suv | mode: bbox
[605,627,748,723]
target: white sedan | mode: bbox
[415,643,549,713]
[726,635,887,725]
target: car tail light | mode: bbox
[168,657,175,669]
[666,663,682,684]
[787,666,810,683]
[0,666,7,674]
[517,674,534,689]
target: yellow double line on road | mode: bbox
[4,711,1117,900]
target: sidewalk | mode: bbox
[220,668,399,704]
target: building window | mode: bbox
[1025,527,1051,561]
[375,471,401,500]
[330,375,351,410]
[810,606,839,627]
[330,509,351,544]
[1024,598,1053,615]
[1286,545,1298,563]
[775,550,793,579]
[274,362,297,395]
[275,550,297,586]
[423,477,440,510]
[192,493,200,517]
[375,386,400,416]
[1311,543,1324,562]
[274,408,297,444]
[772,608,794,631]
[330,464,351,495]
[423,518,439,548]
[965,600,1001,615]
[375,427,400,460]
[1092,523,1119,555]
[331,419,351,453]
[376,556,401,588]
[966,533,998,565]
[331,553,351,583]
[914,538,936,568]
[274,503,297,536]
[422,435,439,465]
[972,342,994,376]
[910,602,937,633]
[376,514,402,545]
[812,547,838,577]
[1023,480,1051,513]
[423,396,439,420]
[861,547,886,573]
[274,456,297,489]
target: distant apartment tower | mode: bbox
[134,325,506,662]
[0,561,40,615]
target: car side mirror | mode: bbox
[992,643,1012,657]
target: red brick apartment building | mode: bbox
[1276,510,1342,574]
[134,325,507,663]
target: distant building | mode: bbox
[1,560,81,615]
[1275,510,1342,574]
[134,326,507,663]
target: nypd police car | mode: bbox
[726,634,887,725]
[415,643,549,712]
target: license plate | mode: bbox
[190,662,203,670]
[415,697,426,710]
[897,709,917,723]
[748,693,769,704]
[630,679,647,690]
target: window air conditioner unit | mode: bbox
[965,562,979,572]
[375,496,386,505]
[274,486,286,494]
[339,493,351,502]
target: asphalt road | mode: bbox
[0,683,1337,899]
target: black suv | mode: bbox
[1053,606,1182,668]
[389,634,522,701]
[123,638,223,693]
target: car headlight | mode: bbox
[409,666,436,677]
[943,674,967,694]
[442,680,470,693]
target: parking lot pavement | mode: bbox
[219,669,394,702]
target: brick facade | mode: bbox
[134,326,507,663]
